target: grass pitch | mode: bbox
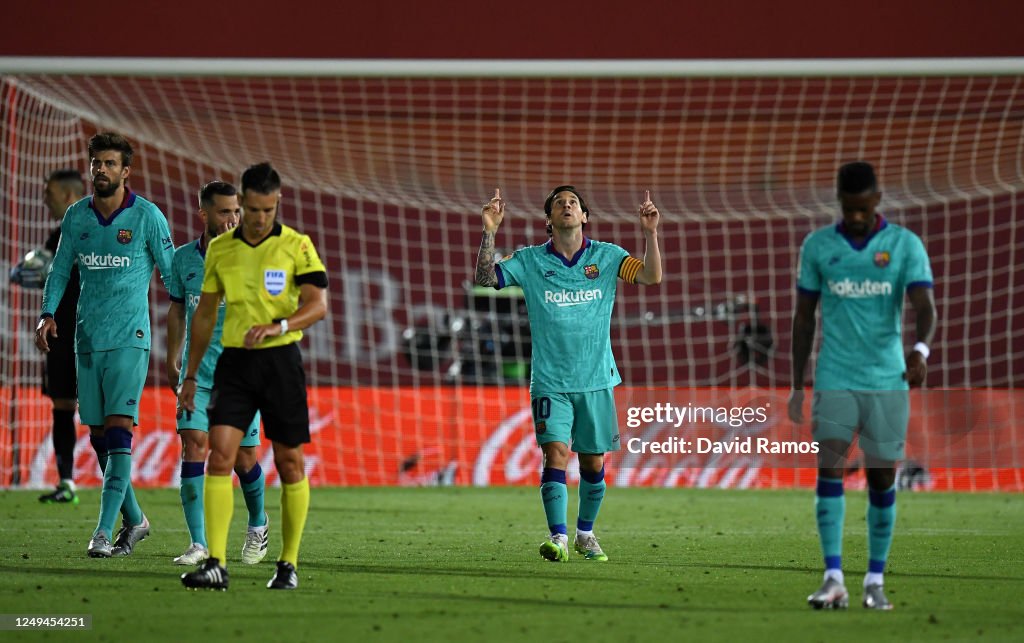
[1,487,1021,642]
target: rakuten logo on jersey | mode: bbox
[827,278,892,298]
[544,288,603,307]
[78,252,131,270]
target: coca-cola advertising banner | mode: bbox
[3,387,1021,491]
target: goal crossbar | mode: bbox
[2,57,1024,78]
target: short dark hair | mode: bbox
[837,161,878,195]
[544,184,589,237]
[47,169,85,196]
[198,180,238,209]
[87,132,134,167]
[543,185,589,215]
[240,162,281,195]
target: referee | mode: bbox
[178,162,328,591]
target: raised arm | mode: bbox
[635,190,662,286]
[475,188,505,287]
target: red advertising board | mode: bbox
[4,386,1021,492]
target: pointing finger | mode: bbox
[644,189,650,203]
[494,188,501,200]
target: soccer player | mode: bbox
[35,132,175,557]
[475,186,662,562]
[788,162,936,610]
[178,162,328,591]
[166,181,269,566]
[37,169,85,504]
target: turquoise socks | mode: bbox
[180,461,206,546]
[239,463,267,527]
[867,484,897,574]
[540,468,568,536]
[816,476,845,571]
[577,467,606,532]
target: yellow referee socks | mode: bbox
[280,477,310,566]
[204,474,234,564]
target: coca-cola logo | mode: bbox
[471,407,579,485]
[24,406,337,488]
[470,390,805,489]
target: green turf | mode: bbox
[1,487,1021,642]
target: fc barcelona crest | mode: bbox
[584,264,600,280]
[117,229,133,245]
[874,251,890,268]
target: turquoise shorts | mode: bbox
[178,386,261,448]
[532,388,621,454]
[76,348,150,426]
[812,390,910,462]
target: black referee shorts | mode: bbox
[208,343,311,447]
[42,333,77,400]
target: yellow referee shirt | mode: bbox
[202,222,328,349]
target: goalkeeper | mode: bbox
[475,185,662,562]
[11,170,86,504]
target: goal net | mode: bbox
[2,60,1021,490]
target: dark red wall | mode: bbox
[4,0,1024,59]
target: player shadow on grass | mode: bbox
[2,564,173,582]
[639,561,1024,583]
[301,560,632,583]
[369,590,709,613]
[299,505,440,515]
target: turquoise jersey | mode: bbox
[42,191,174,354]
[167,237,227,388]
[797,217,933,391]
[496,238,630,393]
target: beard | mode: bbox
[208,220,238,238]
[93,176,120,198]
[207,223,230,239]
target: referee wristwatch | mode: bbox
[275,318,289,335]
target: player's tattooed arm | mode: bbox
[476,230,498,287]
[476,188,505,287]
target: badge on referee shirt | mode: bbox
[264,269,286,295]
